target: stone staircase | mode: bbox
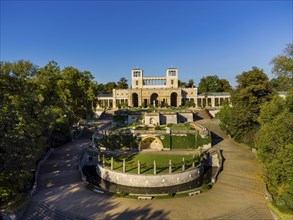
[22,202,86,220]
[213,204,273,220]
[22,128,93,219]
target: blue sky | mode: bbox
[1,1,292,87]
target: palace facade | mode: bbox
[97,68,231,109]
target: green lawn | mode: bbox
[157,123,195,131]
[101,153,199,174]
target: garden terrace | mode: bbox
[99,152,200,174]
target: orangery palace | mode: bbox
[97,68,286,109]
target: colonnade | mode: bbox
[197,96,230,108]
[143,78,166,86]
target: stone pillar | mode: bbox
[138,90,142,107]
[123,159,126,173]
[102,155,105,167]
[98,154,100,164]
[138,160,140,175]
[113,98,116,109]
[111,157,114,170]
[154,161,156,175]
[211,97,215,108]
[169,159,172,174]
[182,157,185,171]
[128,98,131,107]
[192,155,195,168]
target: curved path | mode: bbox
[23,119,273,220]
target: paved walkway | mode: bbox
[23,119,273,220]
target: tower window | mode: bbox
[171,80,174,85]
[136,80,138,85]
[168,70,176,76]
[133,71,140,77]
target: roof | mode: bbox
[98,94,113,98]
[198,92,231,97]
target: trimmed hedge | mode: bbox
[96,134,138,150]
[171,134,196,149]
[171,134,211,149]
[160,134,171,148]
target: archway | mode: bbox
[132,93,138,107]
[150,93,159,107]
[170,92,178,107]
[140,136,163,150]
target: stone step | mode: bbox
[22,202,86,220]
[47,152,80,160]
[39,160,78,174]
[37,170,81,190]
[213,204,273,220]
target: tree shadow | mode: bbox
[109,204,170,220]
[27,184,170,220]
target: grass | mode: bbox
[160,123,195,131]
[101,152,199,174]
[268,202,293,219]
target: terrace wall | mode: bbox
[97,163,204,188]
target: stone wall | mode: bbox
[97,164,204,188]
[164,114,177,124]
[178,112,193,123]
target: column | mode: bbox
[123,159,126,173]
[182,157,185,171]
[211,97,215,108]
[111,157,114,170]
[138,160,140,174]
[154,161,156,175]
[113,97,116,109]
[169,160,172,174]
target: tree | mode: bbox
[117,77,128,89]
[104,81,117,94]
[198,75,231,93]
[58,67,98,122]
[220,79,232,92]
[186,79,194,88]
[256,92,293,210]
[270,44,293,91]
[0,60,99,208]
[228,67,274,142]
[178,80,187,88]
[0,61,48,207]
[215,103,232,134]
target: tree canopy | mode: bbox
[0,60,98,208]
[229,67,274,142]
[270,44,293,91]
[198,75,232,93]
[256,92,293,210]
[178,79,194,88]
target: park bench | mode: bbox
[138,196,152,200]
[188,191,201,196]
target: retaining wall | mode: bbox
[97,164,204,188]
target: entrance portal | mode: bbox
[150,93,159,107]
[132,93,138,107]
[140,136,163,150]
[170,92,178,107]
